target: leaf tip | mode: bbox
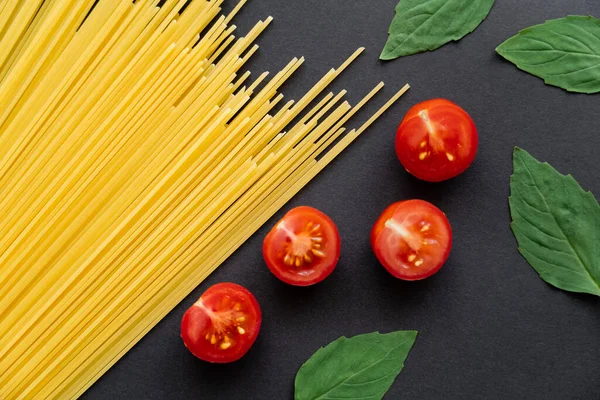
[389,330,419,343]
[379,50,394,61]
[513,146,525,160]
[401,330,419,340]
[495,42,506,54]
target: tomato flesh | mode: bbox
[396,99,478,182]
[371,200,452,280]
[181,283,261,363]
[263,206,340,286]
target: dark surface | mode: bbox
[84,1,600,399]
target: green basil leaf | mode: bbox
[294,331,417,400]
[496,16,600,94]
[510,148,600,296]
[380,0,495,60]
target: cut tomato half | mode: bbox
[263,206,340,286]
[396,99,478,182]
[371,200,452,280]
[181,283,261,363]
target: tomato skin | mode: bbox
[371,200,452,281]
[395,99,478,182]
[181,283,261,363]
[263,206,340,286]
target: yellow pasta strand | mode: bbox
[0,1,409,398]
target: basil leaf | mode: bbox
[496,16,600,94]
[380,0,495,60]
[510,148,600,296]
[294,331,417,400]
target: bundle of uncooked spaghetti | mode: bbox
[0,0,408,398]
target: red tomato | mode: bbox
[395,99,478,182]
[263,206,340,286]
[181,283,261,363]
[371,200,452,280]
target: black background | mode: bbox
[85,1,600,399]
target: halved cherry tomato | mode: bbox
[371,200,452,280]
[263,206,340,286]
[181,283,261,363]
[396,99,478,182]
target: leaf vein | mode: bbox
[513,189,550,215]
[313,339,411,400]
[386,0,453,55]
[340,369,399,387]
[513,206,565,245]
[520,53,569,67]
[562,27,596,53]
[569,21,600,47]
[516,224,576,260]
[503,48,600,59]
[520,246,588,279]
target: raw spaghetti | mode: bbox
[0,0,409,398]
